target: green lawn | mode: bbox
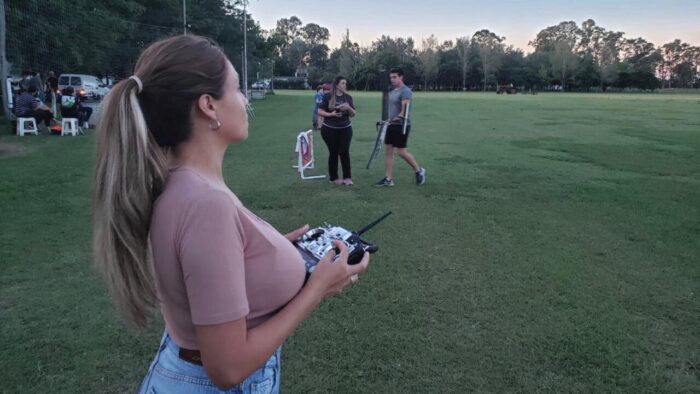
[1,91,699,393]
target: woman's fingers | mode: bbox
[348,252,369,276]
[332,240,349,263]
[284,224,309,241]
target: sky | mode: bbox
[245,0,700,51]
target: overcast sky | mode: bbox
[246,0,700,51]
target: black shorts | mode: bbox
[385,124,411,148]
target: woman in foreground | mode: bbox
[92,34,369,393]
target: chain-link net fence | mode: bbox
[2,1,276,133]
[1,1,180,132]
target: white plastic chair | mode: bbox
[61,118,80,136]
[17,118,39,136]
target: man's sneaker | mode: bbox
[415,167,426,186]
[374,177,394,187]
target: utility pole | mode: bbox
[183,0,187,35]
[0,0,9,118]
[242,0,248,97]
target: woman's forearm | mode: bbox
[247,283,323,352]
[237,284,324,379]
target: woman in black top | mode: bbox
[317,76,356,185]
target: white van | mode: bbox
[58,74,111,101]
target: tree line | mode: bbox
[7,1,699,91]
[275,18,699,92]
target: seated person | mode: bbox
[14,85,53,131]
[61,87,92,128]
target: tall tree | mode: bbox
[550,40,578,89]
[301,23,330,69]
[621,37,662,72]
[472,29,505,91]
[273,16,303,48]
[336,30,361,84]
[616,37,661,90]
[417,35,440,90]
[577,19,624,90]
[597,30,625,90]
[497,47,527,87]
[371,35,417,78]
[267,16,332,78]
[661,40,700,88]
[455,36,471,90]
[530,21,580,52]
[7,0,147,75]
[530,21,581,90]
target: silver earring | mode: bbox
[209,118,221,131]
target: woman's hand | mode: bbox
[338,103,355,117]
[284,224,309,242]
[306,241,370,299]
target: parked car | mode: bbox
[58,73,111,101]
[251,79,271,90]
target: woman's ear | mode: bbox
[196,94,217,121]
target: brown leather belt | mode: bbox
[178,348,203,365]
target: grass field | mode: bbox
[1,91,699,393]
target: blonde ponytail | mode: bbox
[92,78,167,328]
[92,34,227,328]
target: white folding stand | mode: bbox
[293,129,325,180]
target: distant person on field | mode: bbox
[46,71,58,100]
[20,70,32,92]
[61,86,92,128]
[92,34,369,393]
[28,72,45,102]
[317,76,356,185]
[374,67,426,187]
[312,84,330,130]
[14,85,53,130]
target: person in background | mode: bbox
[14,85,53,131]
[312,84,330,130]
[92,34,369,393]
[46,71,58,100]
[28,72,45,102]
[61,86,93,128]
[20,70,32,92]
[374,67,426,187]
[316,76,356,185]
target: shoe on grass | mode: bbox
[415,167,426,186]
[374,177,394,187]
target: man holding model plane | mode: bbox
[374,67,426,187]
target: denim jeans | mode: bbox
[139,331,281,393]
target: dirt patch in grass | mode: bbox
[0,141,25,158]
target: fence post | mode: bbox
[0,0,10,120]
